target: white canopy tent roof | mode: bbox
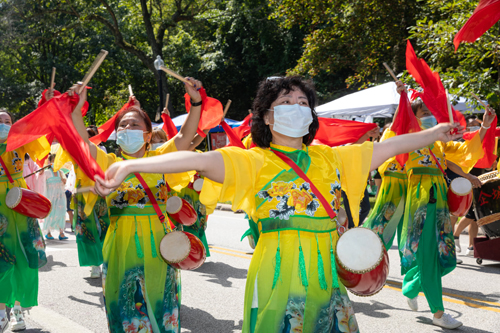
[316,82,485,119]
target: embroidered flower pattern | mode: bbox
[155,179,169,204]
[329,181,342,212]
[111,181,148,209]
[260,181,320,219]
[12,151,22,173]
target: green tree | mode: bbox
[409,0,500,109]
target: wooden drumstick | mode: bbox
[159,66,194,87]
[77,186,93,193]
[155,93,170,122]
[78,50,109,93]
[446,89,454,123]
[471,92,489,108]
[128,84,134,97]
[383,62,398,82]
[50,67,56,94]
[223,99,232,119]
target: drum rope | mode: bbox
[272,231,281,289]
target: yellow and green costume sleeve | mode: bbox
[444,132,484,173]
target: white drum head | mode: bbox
[451,177,472,195]
[5,187,22,209]
[336,227,382,272]
[159,231,191,263]
[193,178,204,192]
[166,196,182,214]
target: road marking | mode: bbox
[384,281,500,313]
[209,245,253,255]
[28,306,94,332]
[210,249,253,260]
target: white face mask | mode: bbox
[468,126,480,132]
[150,142,164,151]
[116,129,146,154]
[269,104,313,138]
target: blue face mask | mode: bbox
[116,129,146,154]
[420,116,438,130]
[0,123,11,140]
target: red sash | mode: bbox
[271,150,337,220]
[134,173,175,230]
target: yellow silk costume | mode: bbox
[201,142,372,333]
[57,140,191,333]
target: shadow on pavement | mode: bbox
[84,276,104,288]
[193,261,247,287]
[39,255,67,272]
[353,300,399,318]
[455,262,500,274]
[68,293,104,309]
[180,305,242,333]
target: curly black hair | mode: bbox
[250,76,319,148]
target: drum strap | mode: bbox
[271,150,337,220]
[427,148,449,181]
[134,172,175,230]
[0,156,14,184]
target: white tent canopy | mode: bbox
[316,82,485,119]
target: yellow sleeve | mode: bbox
[200,147,263,215]
[444,133,484,173]
[153,139,195,191]
[242,135,253,149]
[55,145,117,216]
[377,129,400,174]
[20,136,51,162]
[334,141,373,227]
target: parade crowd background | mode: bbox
[1,0,500,124]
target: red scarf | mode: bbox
[161,113,179,140]
[312,118,378,147]
[454,0,500,50]
[8,93,104,180]
[391,90,421,166]
[184,88,223,137]
[89,100,136,145]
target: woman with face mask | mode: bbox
[94,76,467,333]
[57,78,203,332]
[395,97,496,329]
[0,109,50,332]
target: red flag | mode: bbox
[391,91,421,166]
[313,118,378,147]
[233,114,252,140]
[89,101,136,145]
[454,0,500,50]
[221,120,246,149]
[161,113,179,140]
[406,41,459,125]
[7,93,104,181]
[184,88,223,138]
[39,89,89,116]
[463,116,498,168]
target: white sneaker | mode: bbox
[9,307,26,331]
[454,237,461,253]
[407,297,418,311]
[465,247,474,257]
[432,313,463,329]
[90,266,101,279]
[456,258,463,264]
[0,315,8,333]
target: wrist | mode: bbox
[190,98,202,106]
[481,123,491,129]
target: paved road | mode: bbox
[4,210,500,332]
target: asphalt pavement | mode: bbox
[4,210,500,333]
